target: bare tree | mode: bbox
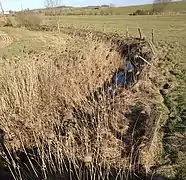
[0,1,4,15]
[45,0,62,32]
[45,0,62,8]
[153,0,172,13]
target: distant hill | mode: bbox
[31,1,186,15]
[56,5,73,9]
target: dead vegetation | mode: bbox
[1,12,42,30]
[14,12,42,30]
[0,28,167,180]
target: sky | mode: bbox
[1,0,154,11]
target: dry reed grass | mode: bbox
[0,31,158,179]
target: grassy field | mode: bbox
[48,14,186,43]
[0,6,186,180]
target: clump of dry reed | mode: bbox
[0,32,157,180]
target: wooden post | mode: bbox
[152,29,154,43]
[126,26,129,38]
[138,28,142,39]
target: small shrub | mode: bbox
[15,12,42,30]
[132,9,149,15]
[100,10,104,15]
[3,17,13,27]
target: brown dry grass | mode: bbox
[0,31,159,179]
[15,12,42,30]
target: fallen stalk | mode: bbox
[137,55,152,66]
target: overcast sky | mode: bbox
[0,0,154,11]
